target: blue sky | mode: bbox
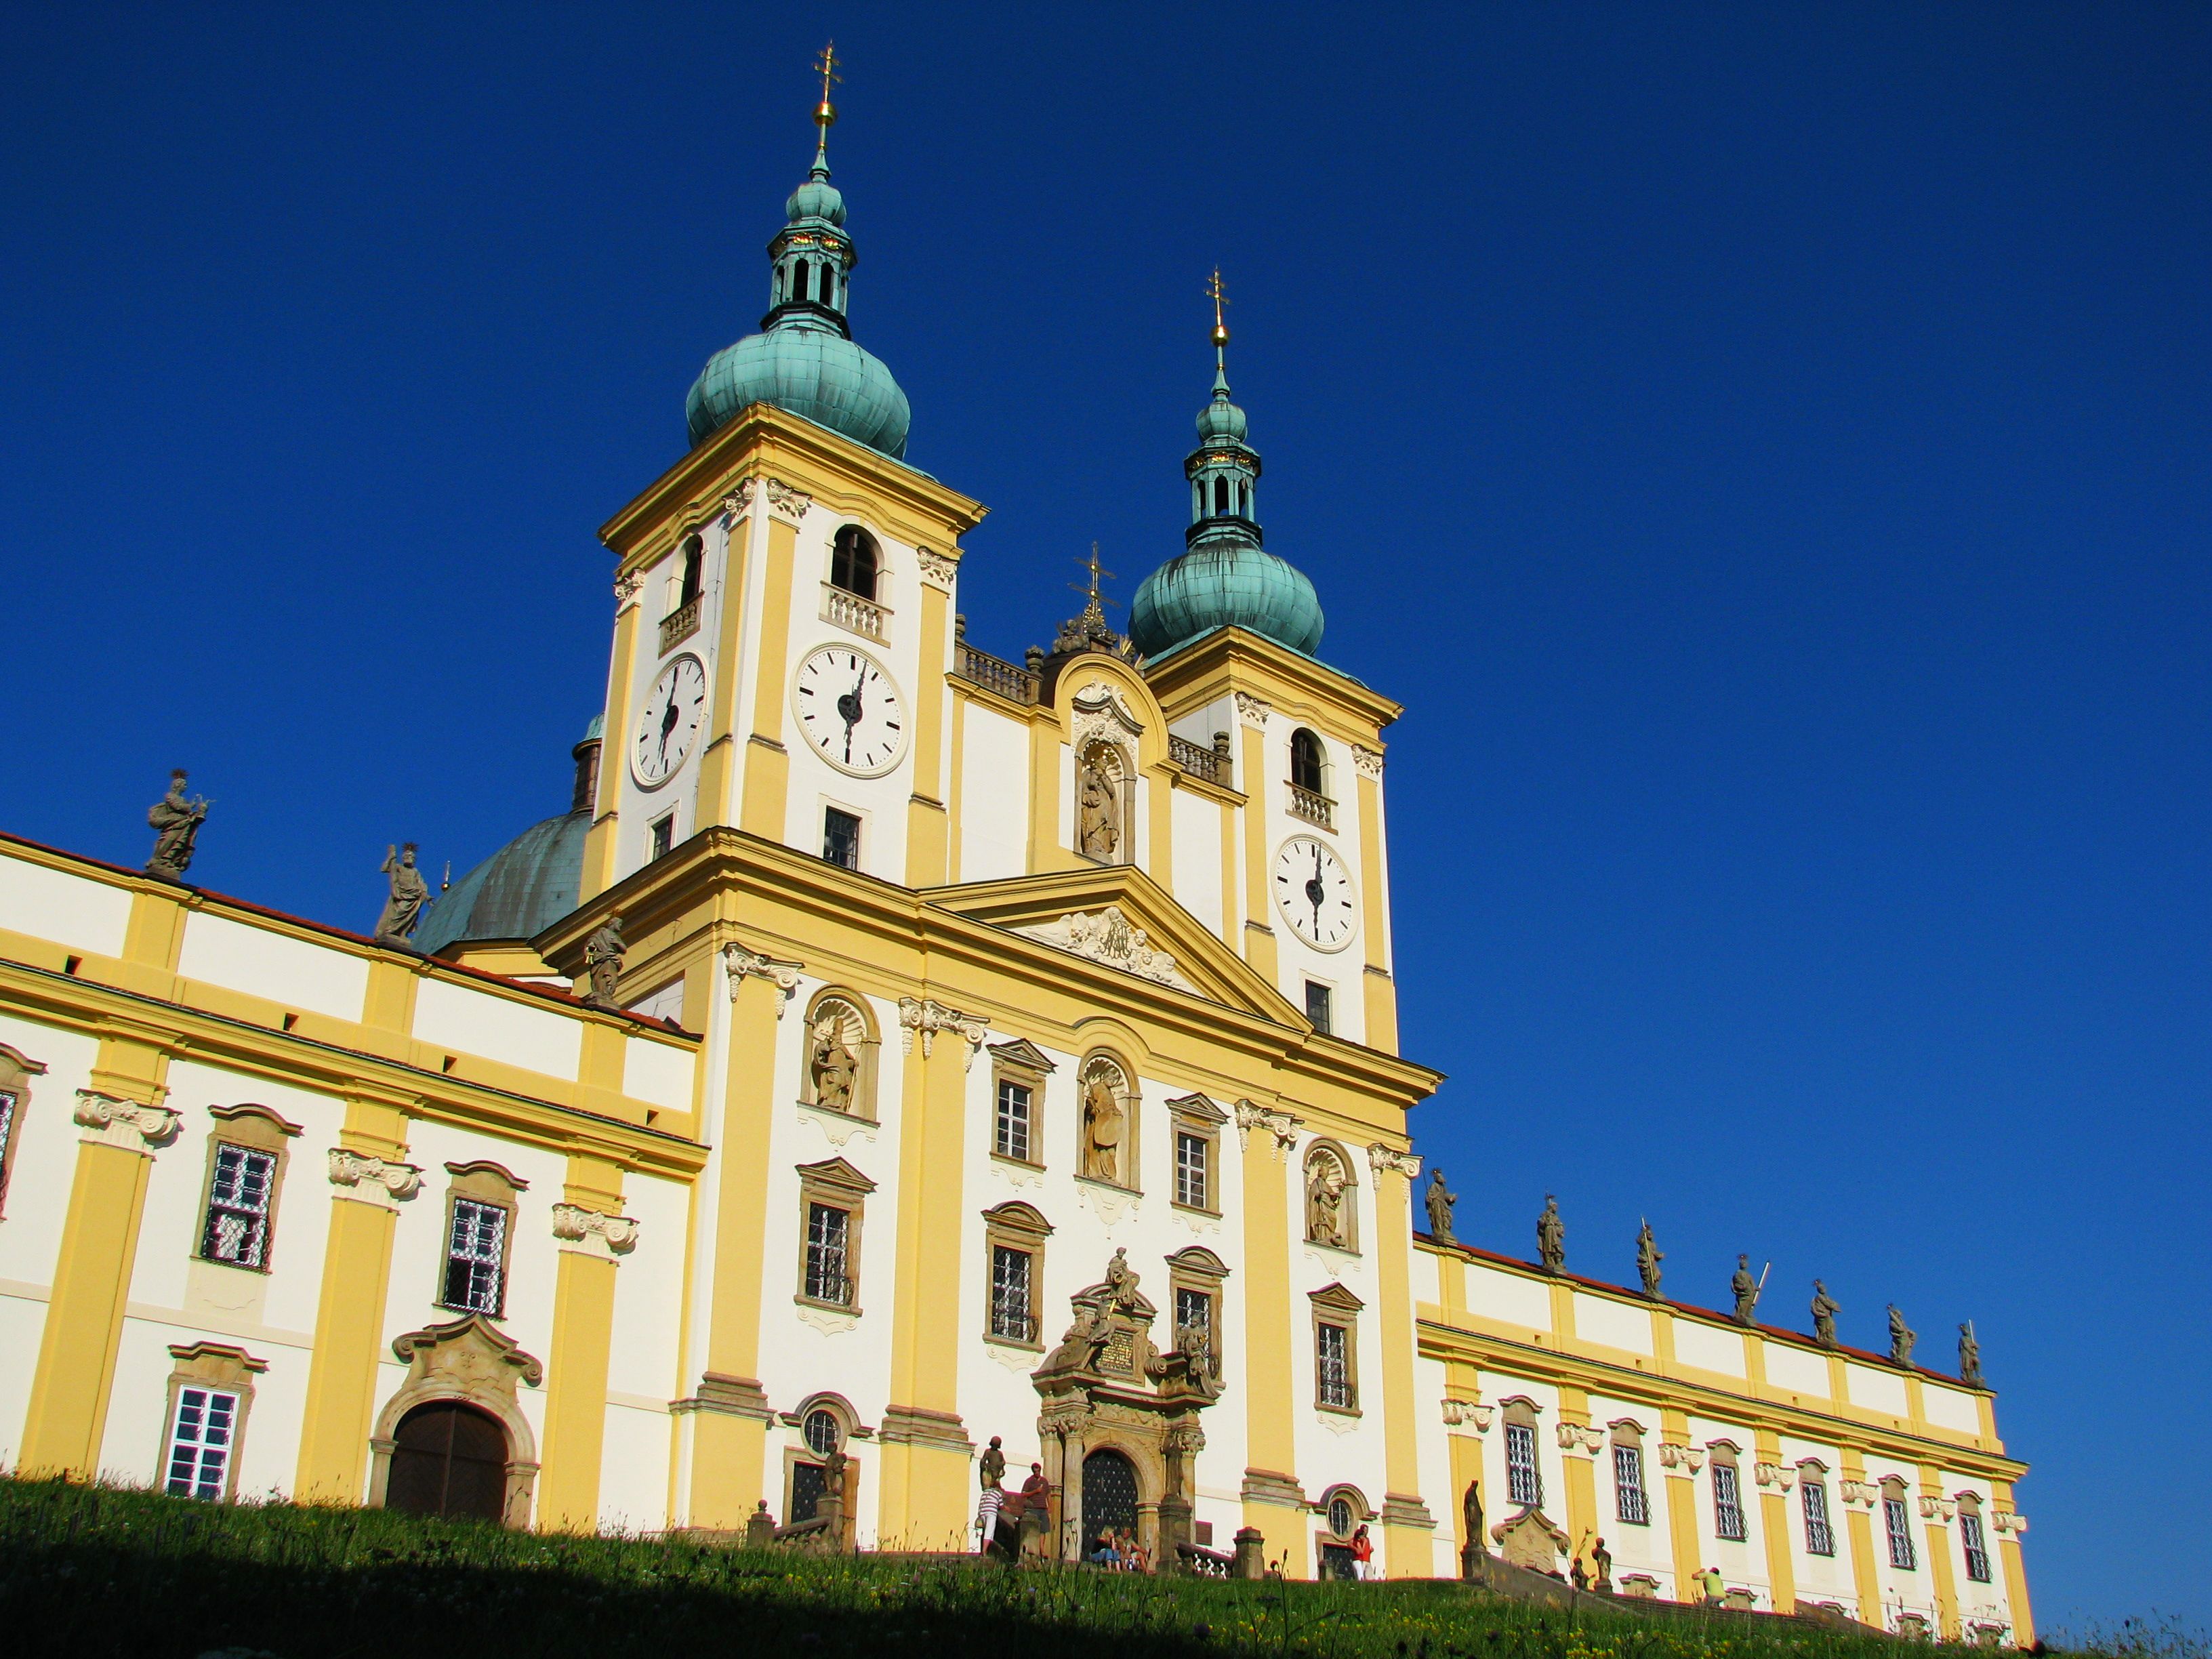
[3,3,2205,1629]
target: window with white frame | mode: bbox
[165,1385,240,1500]
[1315,1320,1353,1410]
[980,1201,1050,1344]
[1801,1474,1835,1555]
[1960,1509,1991,1583]
[989,1244,1033,1341]
[443,1197,509,1315]
[994,1079,1033,1162]
[1712,1458,1747,1541]
[1614,1443,1650,1525]
[1505,1420,1542,1507]
[1884,1488,1918,1569]
[804,1202,853,1305]
[1175,1130,1208,1209]
[202,1143,277,1267]
[0,1044,42,1220]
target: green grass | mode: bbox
[0,1475,2042,1659]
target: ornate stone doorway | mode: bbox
[1082,1448,1139,1547]
[386,1401,508,1521]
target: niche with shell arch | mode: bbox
[1301,1140,1359,1253]
[800,987,880,1120]
[1075,740,1129,864]
[1076,1050,1139,1189]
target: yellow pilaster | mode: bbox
[1841,1449,1883,1626]
[20,1034,174,1478]
[1237,1107,1303,1576]
[116,885,187,999]
[1239,716,1277,981]
[1353,765,1396,1052]
[1446,1420,1484,1567]
[1921,1465,1960,1639]
[878,1014,973,1549]
[536,1155,628,1532]
[1371,1151,1432,1575]
[694,504,754,832]
[1217,798,1240,950]
[1559,1386,1597,1575]
[1660,1406,1700,1603]
[1147,765,1175,895]
[905,575,952,886]
[1993,1480,2034,1646]
[1755,1429,1797,1614]
[582,586,645,900]
[739,516,798,840]
[945,690,966,883]
[293,1092,414,1501]
[1027,715,1071,874]
[682,966,785,1528]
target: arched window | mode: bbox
[1502,1397,1543,1507]
[787,1392,859,1530]
[1290,729,1326,794]
[830,525,880,600]
[1708,1442,1746,1540]
[386,1401,508,1521]
[678,534,703,608]
[1238,480,1250,516]
[1213,476,1229,514]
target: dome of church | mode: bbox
[1195,372,1248,444]
[785,173,846,226]
[414,809,587,955]
[1130,545,1324,659]
[685,330,911,457]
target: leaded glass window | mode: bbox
[1505,1420,1542,1507]
[1802,1478,1835,1556]
[1713,1462,1746,1540]
[1175,1130,1208,1208]
[804,1202,852,1305]
[1614,1443,1650,1524]
[989,1244,1033,1340]
[442,1198,508,1315]
[994,1080,1031,1162]
[1316,1321,1353,1409]
[1885,1494,1918,1569]
[803,1408,842,1456]
[202,1143,276,1268]
[165,1385,239,1500]
[1961,1511,1990,1582]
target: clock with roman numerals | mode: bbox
[1274,834,1356,951]
[794,644,907,777]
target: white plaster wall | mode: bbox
[1463,1262,1551,1334]
[1170,790,1224,938]
[1861,1450,1942,1627]
[1922,1381,1981,1435]
[957,703,1029,882]
[0,850,134,958]
[1685,1412,1767,1603]
[614,519,728,879]
[1574,1290,1655,1355]
[1414,1352,1462,1576]
[1673,1317,1750,1378]
[1845,1361,1910,1418]
[1763,1339,1832,1399]
[0,1293,46,1465]
[412,976,582,1083]
[605,1172,689,1404]
[1778,1433,1853,1608]
[623,1036,694,1113]
[176,913,370,1023]
[1586,1390,1671,1593]
[0,1014,100,1292]
[598,1403,671,1533]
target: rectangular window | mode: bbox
[1961,1511,1991,1583]
[1505,1420,1542,1507]
[989,1244,1033,1341]
[823,807,861,870]
[1885,1495,1918,1569]
[1315,1321,1354,1410]
[1305,981,1332,1033]
[1802,1479,1835,1556]
[649,813,676,860]
[1613,1444,1650,1525]
[1174,1130,1208,1209]
[1174,1285,1212,1344]
[1713,1462,1746,1541]
[804,1202,852,1305]
[0,1086,20,1210]
[201,1143,277,1268]
[164,1385,239,1500]
[994,1080,1032,1162]
[442,1197,509,1315]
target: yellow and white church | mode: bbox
[0,80,2034,1644]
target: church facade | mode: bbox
[0,89,2033,1643]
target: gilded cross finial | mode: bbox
[1069,542,1120,628]
[813,41,842,155]
[1208,268,1231,355]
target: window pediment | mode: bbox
[986,1038,1057,1073]
[796,1155,877,1197]
[1309,1281,1364,1315]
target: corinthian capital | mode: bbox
[1366,1142,1420,1181]
[897,997,987,1067]
[724,943,804,1015]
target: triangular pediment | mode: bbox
[985,1037,1059,1073]
[923,865,1302,1025]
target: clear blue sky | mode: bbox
[3,3,2205,1630]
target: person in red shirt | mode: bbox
[1351,1523,1375,1581]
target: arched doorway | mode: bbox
[1082,1448,1139,1551]
[386,1401,508,1521]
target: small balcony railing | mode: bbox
[1287,781,1334,831]
[659,594,702,654]
[821,583,887,642]
[1170,734,1231,785]
[954,642,1040,705]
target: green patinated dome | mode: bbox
[684,140,910,459]
[1130,546,1324,659]
[415,808,586,954]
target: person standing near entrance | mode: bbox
[1019,1461,1053,1558]
[976,1479,1004,1555]
[1351,1523,1374,1581]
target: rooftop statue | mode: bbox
[145,769,209,883]
[1958,1320,1982,1387]
[1425,1167,1457,1244]
[1636,1219,1664,1298]
[1888,1304,1917,1368]
[1536,1193,1565,1274]
[581,914,626,1010]
[1811,1280,1841,1349]
[1731,1254,1761,1326]
[373,842,432,949]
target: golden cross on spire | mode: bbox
[1208,267,1231,351]
[814,41,842,134]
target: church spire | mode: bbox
[765,42,855,339]
[1187,269,1262,548]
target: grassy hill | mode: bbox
[0,1475,2005,1659]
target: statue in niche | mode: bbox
[1811,1280,1841,1348]
[1536,1193,1565,1274]
[1957,1321,1982,1387]
[1423,1167,1458,1243]
[808,1009,859,1111]
[1077,750,1120,860]
[1080,1067,1124,1183]
[373,842,433,947]
[1305,1153,1348,1249]
[1731,1254,1760,1326]
[580,914,625,1010]
[145,769,209,882]
[1637,1218,1664,1299]
[1102,1247,1141,1311]
[1888,1304,1917,1367]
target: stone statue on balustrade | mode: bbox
[580,914,625,1010]
[1731,1254,1760,1326]
[1424,1166,1457,1243]
[145,769,209,882]
[1811,1280,1841,1348]
[1536,1193,1565,1273]
[373,842,434,948]
[1637,1219,1664,1298]
[1888,1304,1916,1367]
[1958,1320,1982,1387]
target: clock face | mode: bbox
[1274,835,1357,951]
[794,645,907,777]
[632,654,708,787]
